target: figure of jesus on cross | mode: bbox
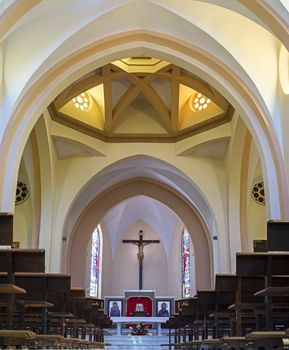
[123,230,160,289]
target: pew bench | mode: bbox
[245,331,289,349]
[221,336,247,349]
[0,329,36,348]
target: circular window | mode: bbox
[15,181,29,205]
[251,177,265,206]
[72,92,91,111]
[190,92,211,112]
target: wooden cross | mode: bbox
[122,231,160,289]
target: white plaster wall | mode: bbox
[168,222,182,299]
[74,218,197,299]
[51,139,225,273]
[1,0,287,282]
[110,222,168,296]
[278,66,289,195]
[14,161,31,247]
[247,161,267,249]
[248,198,267,247]
[225,115,247,269]
[34,113,57,271]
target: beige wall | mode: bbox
[73,217,197,298]
[110,221,168,295]
[4,1,289,296]
[68,179,212,291]
[247,159,267,249]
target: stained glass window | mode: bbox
[89,225,101,297]
[181,228,191,298]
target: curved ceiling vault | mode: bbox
[49,58,233,142]
[0,0,288,220]
[63,155,216,246]
[102,195,181,260]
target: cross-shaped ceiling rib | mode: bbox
[51,62,233,142]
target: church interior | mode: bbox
[1,0,289,349]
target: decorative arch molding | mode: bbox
[66,178,213,290]
[227,118,251,271]
[0,0,41,40]
[239,0,289,52]
[2,1,289,52]
[0,30,288,220]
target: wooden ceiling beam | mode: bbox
[158,63,173,73]
[171,66,181,132]
[54,74,104,110]
[102,65,113,132]
[110,72,129,81]
[176,74,228,111]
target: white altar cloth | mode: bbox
[111,316,169,336]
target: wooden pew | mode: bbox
[194,290,216,340]
[245,331,289,350]
[72,296,111,341]
[179,297,198,342]
[15,273,71,334]
[165,297,197,347]
[0,249,45,328]
[63,288,110,341]
[0,213,13,246]
[0,272,71,333]
[214,274,237,338]
[236,252,289,332]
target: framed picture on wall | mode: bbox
[108,299,123,317]
[156,300,170,317]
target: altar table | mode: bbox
[111,316,169,336]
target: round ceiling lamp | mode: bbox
[72,92,91,111]
[191,93,211,112]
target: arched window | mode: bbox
[181,228,191,298]
[89,225,102,297]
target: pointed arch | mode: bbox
[67,178,213,290]
[0,30,287,221]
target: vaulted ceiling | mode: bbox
[49,57,234,142]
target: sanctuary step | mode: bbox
[104,330,169,349]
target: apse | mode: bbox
[76,195,197,298]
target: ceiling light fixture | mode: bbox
[72,92,91,111]
[191,92,211,112]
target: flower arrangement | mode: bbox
[129,322,148,336]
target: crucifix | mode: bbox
[122,230,160,290]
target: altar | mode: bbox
[110,316,169,336]
[124,290,155,317]
[104,290,174,335]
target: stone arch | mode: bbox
[67,178,213,290]
[1,1,288,52]
[0,30,287,221]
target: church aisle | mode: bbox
[104,332,170,349]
